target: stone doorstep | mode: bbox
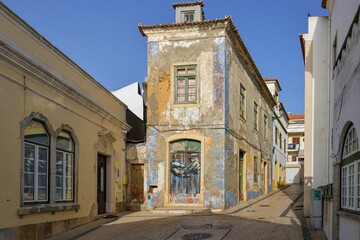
[151,207,211,215]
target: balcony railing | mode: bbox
[287,143,299,151]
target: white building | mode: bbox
[112,82,146,141]
[265,78,289,190]
[112,82,144,120]
[302,0,360,239]
[286,115,305,185]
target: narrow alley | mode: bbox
[51,185,326,240]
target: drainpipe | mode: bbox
[326,16,331,185]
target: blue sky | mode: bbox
[1,0,327,114]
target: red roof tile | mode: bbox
[288,114,304,120]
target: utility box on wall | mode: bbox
[310,189,322,229]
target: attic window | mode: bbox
[182,11,194,22]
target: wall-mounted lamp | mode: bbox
[273,106,285,120]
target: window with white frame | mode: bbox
[341,125,360,212]
[56,131,75,201]
[343,126,358,158]
[24,120,49,203]
[182,11,195,22]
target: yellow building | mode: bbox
[0,3,131,238]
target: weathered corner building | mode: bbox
[139,1,276,211]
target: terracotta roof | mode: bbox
[321,0,327,9]
[138,16,277,109]
[172,1,204,9]
[264,77,282,91]
[288,114,304,120]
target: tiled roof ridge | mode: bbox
[138,16,230,36]
[172,0,204,9]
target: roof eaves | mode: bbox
[138,17,228,37]
[264,78,282,91]
[299,34,305,64]
[172,0,204,9]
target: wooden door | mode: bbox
[97,154,106,214]
[130,164,144,203]
[239,150,245,201]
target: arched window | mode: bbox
[341,125,360,212]
[56,131,75,201]
[24,120,50,202]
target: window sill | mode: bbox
[172,103,199,108]
[337,210,360,221]
[18,203,80,217]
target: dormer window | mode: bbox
[183,11,194,22]
[173,1,204,23]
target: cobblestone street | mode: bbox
[51,184,326,240]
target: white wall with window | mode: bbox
[341,125,360,212]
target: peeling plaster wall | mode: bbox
[225,37,272,202]
[144,24,272,210]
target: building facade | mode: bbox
[265,78,289,190]
[301,15,330,225]
[302,0,360,239]
[0,3,131,239]
[138,1,275,211]
[286,115,304,185]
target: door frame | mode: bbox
[129,163,145,204]
[97,153,107,214]
[239,150,245,202]
[164,134,205,207]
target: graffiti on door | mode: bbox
[169,140,201,204]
